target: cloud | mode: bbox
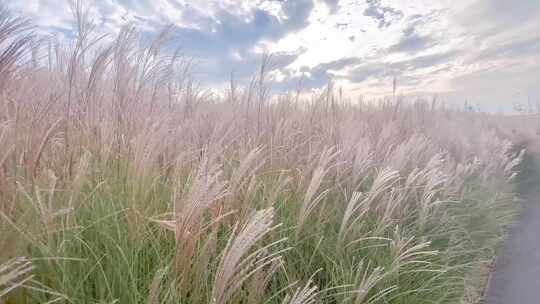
[386,12,444,55]
[347,50,457,83]
[6,0,317,87]
[193,47,308,86]
[322,0,340,14]
[280,0,315,31]
[6,0,540,110]
[116,0,156,15]
[273,57,362,91]
[456,0,540,35]
[444,61,540,111]
[465,37,540,65]
[273,48,460,93]
[159,2,315,85]
[363,0,403,29]
[401,51,459,70]
[387,31,435,54]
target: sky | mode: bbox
[5,0,540,111]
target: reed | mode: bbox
[0,5,526,304]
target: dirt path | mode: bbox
[485,153,540,303]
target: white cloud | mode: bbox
[5,0,540,110]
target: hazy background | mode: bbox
[7,0,540,112]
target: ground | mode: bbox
[486,151,540,303]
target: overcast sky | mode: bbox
[6,0,540,111]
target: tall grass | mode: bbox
[0,5,524,304]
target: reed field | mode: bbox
[0,6,527,304]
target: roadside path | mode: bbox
[485,154,540,303]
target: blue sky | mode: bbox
[6,0,540,111]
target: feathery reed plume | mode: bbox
[147,267,167,304]
[228,146,266,212]
[338,191,365,248]
[387,226,437,275]
[230,147,265,191]
[351,138,374,187]
[351,261,388,304]
[503,148,525,181]
[409,154,447,231]
[281,278,319,304]
[266,170,292,207]
[0,121,14,195]
[386,134,432,173]
[172,156,228,277]
[64,0,99,176]
[362,168,400,212]
[17,171,73,241]
[297,146,339,236]
[0,6,528,303]
[0,7,33,91]
[247,259,281,304]
[212,208,286,304]
[0,257,34,298]
[84,45,113,116]
[30,118,62,179]
[130,119,171,178]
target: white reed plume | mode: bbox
[174,157,228,270]
[281,278,319,304]
[229,146,265,194]
[387,226,438,275]
[266,170,292,208]
[149,155,228,277]
[16,171,73,241]
[0,257,34,298]
[338,191,365,248]
[351,260,389,304]
[212,208,286,304]
[297,146,340,236]
[351,138,374,186]
[363,168,400,208]
[247,259,282,304]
